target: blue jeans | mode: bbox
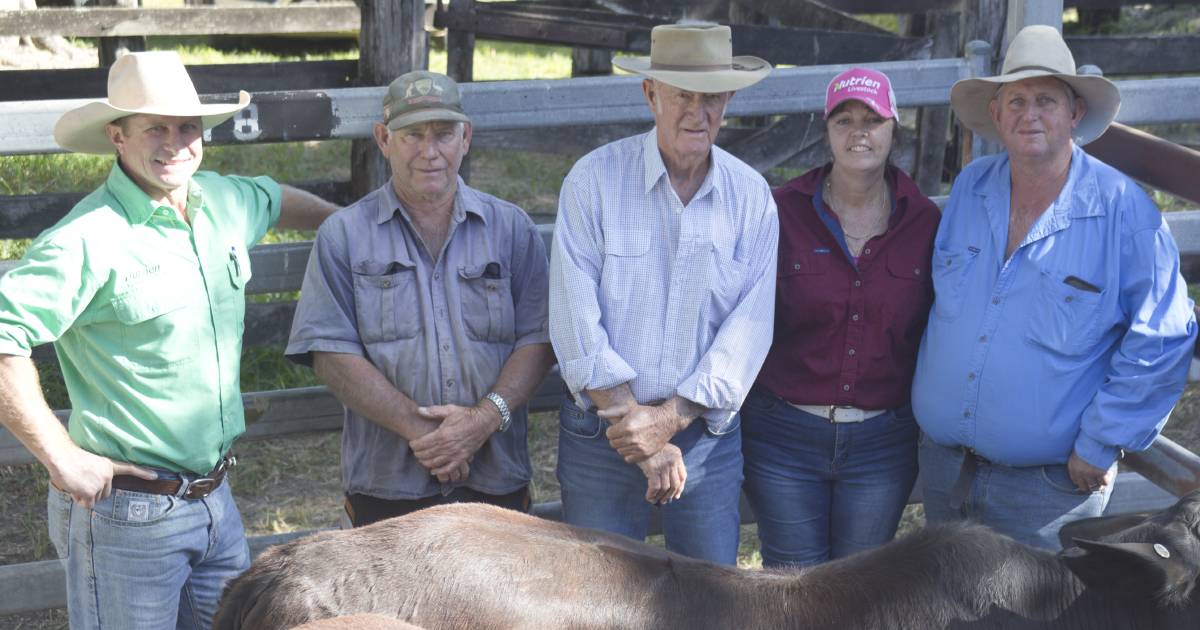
[555,400,744,565]
[740,390,919,567]
[918,433,1114,550]
[47,473,250,629]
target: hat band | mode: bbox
[650,61,733,72]
[1005,64,1070,76]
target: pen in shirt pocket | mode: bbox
[1063,275,1101,293]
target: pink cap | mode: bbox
[824,67,898,119]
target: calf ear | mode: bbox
[1061,539,1194,604]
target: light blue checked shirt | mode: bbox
[550,130,778,432]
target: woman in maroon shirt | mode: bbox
[741,67,940,567]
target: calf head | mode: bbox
[1060,490,1200,607]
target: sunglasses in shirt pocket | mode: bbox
[1025,269,1104,357]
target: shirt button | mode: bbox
[1065,296,1073,303]
[848,348,856,356]
[968,372,976,380]
[863,248,871,255]
[913,268,921,276]
[854,280,862,287]
[441,343,449,351]
[842,384,851,391]
[434,273,440,281]
[488,283,497,291]
[963,410,971,418]
[446,379,455,387]
[381,279,392,288]
[794,263,802,270]
[851,313,860,321]
[978,335,987,342]
[992,297,1000,305]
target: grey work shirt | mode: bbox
[286,178,550,499]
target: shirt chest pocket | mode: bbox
[1025,270,1104,356]
[110,283,197,369]
[930,246,978,322]
[353,260,420,343]
[458,262,515,344]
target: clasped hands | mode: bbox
[409,402,500,484]
[598,401,690,506]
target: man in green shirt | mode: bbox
[0,51,336,629]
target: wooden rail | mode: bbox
[0,5,360,38]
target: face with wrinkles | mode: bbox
[988,76,1085,165]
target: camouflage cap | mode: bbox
[383,70,470,131]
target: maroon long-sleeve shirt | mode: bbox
[754,164,940,409]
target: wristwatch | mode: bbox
[484,392,512,432]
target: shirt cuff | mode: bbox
[513,329,551,351]
[676,372,740,416]
[283,338,366,367]
[1073,432,1120,470]
[0,333,32,358]
[560,349,637,399]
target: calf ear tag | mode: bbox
[1153,543,1170,559]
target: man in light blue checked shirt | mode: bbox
[549,24,778,564]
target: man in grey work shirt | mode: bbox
[286,71,555,526]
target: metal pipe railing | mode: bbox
[1123,435,1200,497]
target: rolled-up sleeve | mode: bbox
[510,219,551,350]
[549,171,638,403]
[285,216,366,366]
[677,191,778,425]
[0,235,98,357]
[1075,211,1197,469]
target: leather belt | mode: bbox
[111,454,236,500]
[791,404,887,423]
[948,448,991,510]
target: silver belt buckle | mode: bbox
[829,406,866,423]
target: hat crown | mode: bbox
[1001,25,1077,76]
[107,51,203,112]
[650,24,733,69]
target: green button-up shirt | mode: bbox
[0,162,281,474]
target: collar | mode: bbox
[103,160,202,225]
[375,176,485,227]
[976,143,1104,246]
[641,128,719,203]
[783,163,918,206]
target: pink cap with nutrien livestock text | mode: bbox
[824,67,898,120]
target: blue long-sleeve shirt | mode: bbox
[912,144,1196,470]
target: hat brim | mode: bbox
[385,108,471,132]
[950,71,1120,146]
[612,55,772,93]
[53,91,251,154]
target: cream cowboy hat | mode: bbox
[950,24,1120,145]
[613,23,772,93]
[54,51,251,154]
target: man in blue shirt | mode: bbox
[912,25,1196,549]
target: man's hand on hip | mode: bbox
[600,397,698,464]
[49,445,156,510]
[410,403,499,482]
[637,444,687,505]
[1067,451,1117,493]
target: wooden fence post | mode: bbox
[913,10,959,195]
[95,0,144,66]
[446,0,475,82]
[352,0,427,199]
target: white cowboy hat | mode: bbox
[613,23,772,93]
[950,24,1120,145]
[53,51,251,154]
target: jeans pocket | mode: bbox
[93,489,178,527]
[46,483,73,560]
[1039,464,1089,496]
[558,402,603,439]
